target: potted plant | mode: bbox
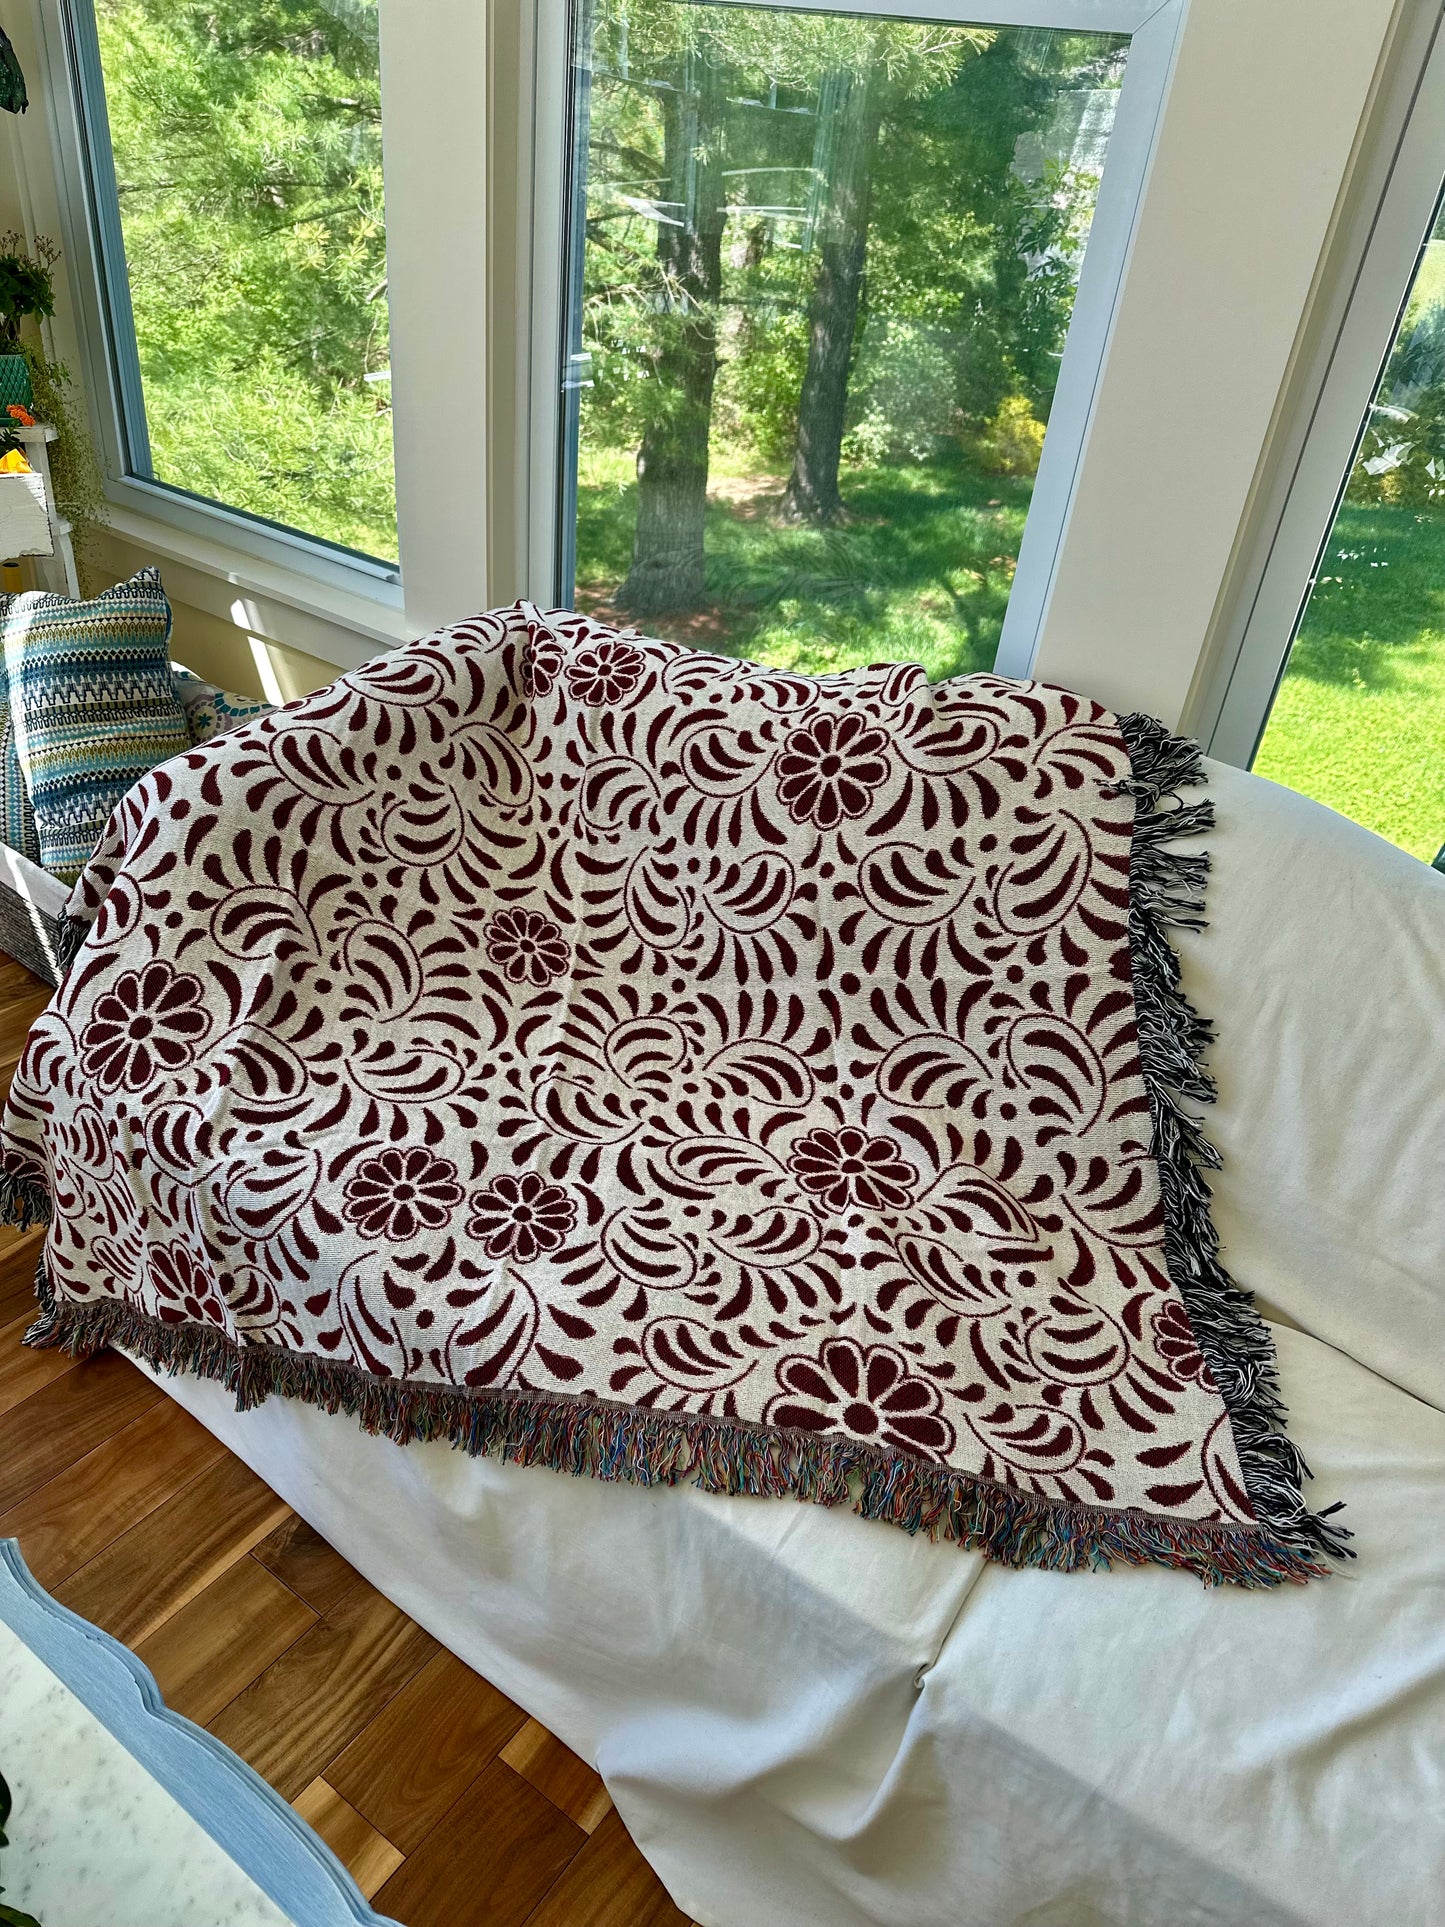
[0,233,57,412]
[0,1770,42,1926]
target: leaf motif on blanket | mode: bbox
[701,1038,814,1109]
[213,1028,312,1116]
[579,755,662,836]
[266,726,380,808]
[604,1015,691,1088]
[85,871,146,951]
[625,849,694,951]
[962,1398,1086,1478]
[709,1206,820,1270]
[601,1207,699,1291]
[886,1231,1016,1314]
[857,841,969,927]
[679,722,774,797]
[345,649,450,708]
[216,1140,322,1238]
[875,1033,990,1110]
[665,1136,785,1195]
[451,723,534,811]
[349,1041,467,1108]
[990,811,1096,935]
[641,1315,757,1392]
[703,852,797,934]
[1002,1012,1107,1137]
[1020,1297,1130,1386]
[377,774,469,866]
[209,885,321,964]
[340,920,425,1021]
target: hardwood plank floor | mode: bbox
[133,1555,319,1725]
[55,1450,291,1645]
[0,958,702,1925]
[328,1649,529,1853]
[502,1721,614,1836]
[373,1761,585,1927]
[0,1397,228,1588]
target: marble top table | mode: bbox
[0,1540,396,1927]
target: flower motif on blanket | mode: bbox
[0,602,1343,1584]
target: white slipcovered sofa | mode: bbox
[137,760,1445,1927]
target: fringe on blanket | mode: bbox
[1114,713,1351,1573]
[4,713,1350,1589]
[22,1246,1329,1588]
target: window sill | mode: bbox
[98,502,413,674]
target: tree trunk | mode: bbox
[617,52,726,616]
[781,68,883,527]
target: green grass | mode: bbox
[1254,501,1445,860]
[575,442,1030,681]
[582,452,1445,864]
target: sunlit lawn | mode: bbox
[1254,502,1445,861]
[574,443,1031,682]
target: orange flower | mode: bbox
[5,404,36,426]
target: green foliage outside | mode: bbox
[577,442,1029,679]
[572,6,1125,669]
[95,0,396,562]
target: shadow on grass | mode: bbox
[1281,502,1445,695]
[574,444,1032,682]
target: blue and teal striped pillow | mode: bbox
[1,568,190,882]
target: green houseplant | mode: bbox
[0,232,56,411]
[0,1770,42,1927]
[0,231,106,573]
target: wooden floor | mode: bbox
[0,958,697,1927]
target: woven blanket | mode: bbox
[0,605,1346,1585]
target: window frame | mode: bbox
[514,0,1185,667]
[1200,6,1445,767]
[35,0,406,604]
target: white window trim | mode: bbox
[1198,3,1445,766]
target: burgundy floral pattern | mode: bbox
[486,909,571,986]
[776,714,891,828]
[1151,1300,1218,1391]
[79,963,210,1093]
[524,627,565,697]
[766,1339,955,1460]
[149,1243,228,1328]
[567,638,644,707]
[788,1128,917,1212]
[0,601,1266,1553]
[342,1149,465,1243]
[467,1172,578,1261]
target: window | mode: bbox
[556,1,1128,677]
[70,0,396,567]
[38,0,1380,693]
[1252,190,1445,862]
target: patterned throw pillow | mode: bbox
[1,568,190,882]
[0,626,40,864]
[171,664,274,745]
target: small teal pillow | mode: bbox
[171,664,274,745]
[2,568,190,882]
